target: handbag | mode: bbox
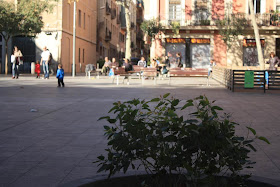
[19,57,24,65]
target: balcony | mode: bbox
[105,28,111,41]
[106,2,111,15]
[111,8,116,19]
[159,12,280,28]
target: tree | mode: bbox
[116,0,132,60]
[216,15,247,48]
[140,18,163,61]
[140,18,163,38]
[248,0,264,69]
[0,0,57,74]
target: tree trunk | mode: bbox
[124,3,131,60]
[5,40,9,75]
[248,0,264,69]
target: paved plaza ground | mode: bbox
[0,75,280,187]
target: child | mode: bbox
[56,64,65,87]
[35,60,41,78]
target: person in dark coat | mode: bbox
[122,58,133,72]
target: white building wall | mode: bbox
[35,31,62,64]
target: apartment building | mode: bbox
[1,0,97,74]
[97,0,123,62]
[97,0,142,62]
[144,0,280,69]
[136,0,145,58]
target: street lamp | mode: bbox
[68,0,79,77]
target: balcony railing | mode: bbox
[106,2,111,15]
[159,12,280,27]
[105,28,111,41]
[111,8,116,19]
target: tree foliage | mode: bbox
[141,18,163,38]
[0,0,57,74]
[0,0,57,40]
[216,15,247,47]
[95,94,270,186]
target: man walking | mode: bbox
[40,46,50,79]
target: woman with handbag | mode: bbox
[13,46,23,79]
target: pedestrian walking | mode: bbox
[208,59,216,77]
[40,46,50,79]
[35,60,41,78]
[176,53,182,68]
[56,64,65,87]
[12,46,23,79]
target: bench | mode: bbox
[112,67,132,85]
[168,68,208,85]
[85,64,101,79]
[132,65,145,79]
[141,68,158,85]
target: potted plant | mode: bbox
[170,21,180,35]
[94,94,270,186]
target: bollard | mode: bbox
[31,62,35,74]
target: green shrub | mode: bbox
[94,94,270,186]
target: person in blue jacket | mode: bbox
[56,64,65,87]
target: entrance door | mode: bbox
[12,37,35,73]
[191,44,210,68]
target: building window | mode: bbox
[78,10,81,27]
[79,48,81,62]
[83,49,85,63]
[194,0,210,22]
[169,0,181,21]
[249,0,261,14]
[84,13,86,29]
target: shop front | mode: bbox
[243,39,265,66]
[165,38,210,69]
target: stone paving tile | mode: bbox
[0,76,280,186]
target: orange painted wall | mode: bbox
[214,33,227,66]
[212,0,225,19]
[233,0,246,13]
[159,0,166,21]
[266,0,275,12]
[185,0,192,20]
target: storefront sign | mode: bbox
[166,38,186,43]
[191,38,210,44]
[243,39,265,47]
[244,71,254,88]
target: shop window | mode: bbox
[276,38,280,58]
[243,39,264,66]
